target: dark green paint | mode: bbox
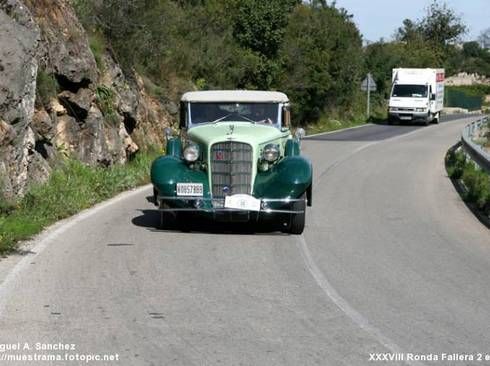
[166,137,182,157]
[151,156,212,208]
[253,156,312,205]
[284,139,300,156]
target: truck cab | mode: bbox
[388,68,445,125]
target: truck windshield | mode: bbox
[392,84,428,98]
[189,103,279,125]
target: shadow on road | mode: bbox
[131,209,290,236]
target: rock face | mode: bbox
[0,0,40,127]
[0,0,171,199]
[445,72,490,86]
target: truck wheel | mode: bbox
[159,201,177,230]
[434,113,440,124]
[288,193,306,235]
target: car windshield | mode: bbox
[392,84,428,98]
[189,103,279,125]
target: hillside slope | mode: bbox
[0,0,172,199]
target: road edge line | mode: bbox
[0,184,152,316]
[296,235,425,366]
[305,123,374,139]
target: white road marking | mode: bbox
[0,184,152,316]
[305,123,374,138]
[296,235,425,366]
[295,117,479,366]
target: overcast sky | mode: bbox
[333,0,488,43]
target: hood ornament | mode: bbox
[227,125,235,135]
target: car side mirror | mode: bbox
[295,128,305,140]
[164,127,173,142]
[179,102,186,129]
[282,104,291,128]
[431,93,436,101]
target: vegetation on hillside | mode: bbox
[72,0,366,126]
[71,0,490,126]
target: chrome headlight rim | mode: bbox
[262,143,280,163]
[183,143,200,162]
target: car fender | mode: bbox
[253,155,312,201]
[150,155,210,199]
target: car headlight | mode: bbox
[183,144,200,162]
[262,144,280,162]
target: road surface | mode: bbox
[0,116,488,365]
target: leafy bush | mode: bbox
[446,148,490,216]
[462,163,490,209]
[446,148,467,179]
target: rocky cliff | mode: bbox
[0,0,172,199]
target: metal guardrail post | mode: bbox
[460,116,490,174]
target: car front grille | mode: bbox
[210,141,253,205]
[397,107,415,112]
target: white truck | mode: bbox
[388,68,445,125]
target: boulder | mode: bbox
[54,114,80,153]
[31,108,53,139]
[58,88,94,121]
[48,97,67,116]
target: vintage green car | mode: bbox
[150,90,312,234]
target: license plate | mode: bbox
[400,115,412,120]
[225,194,261,211]
[176,183,203,196]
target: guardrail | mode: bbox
[461,115,490,173]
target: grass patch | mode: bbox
[95,85,119,125]
[0,149,161,254]
[89,32,107,72]
[306,116,367,135]
[305,100,387,135]
[446,148,490,217]
[36,69,59,107]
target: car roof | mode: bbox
[181,90,289,103]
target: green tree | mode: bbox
[277,4,363,124]
[419,1,467,47]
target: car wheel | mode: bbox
[159,201,177,230]
[288,193,306,235]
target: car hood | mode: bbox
[187,122,290,148]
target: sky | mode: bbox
[333,0,488,43]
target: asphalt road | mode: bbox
[0,116,488,365]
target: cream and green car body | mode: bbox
[150,90,312,234]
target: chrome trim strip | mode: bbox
[157,196,304,203]
[157,208,304,214]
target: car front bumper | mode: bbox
[156,196,305,214]
[389,111,430,122]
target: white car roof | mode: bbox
[181,90,289,103]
